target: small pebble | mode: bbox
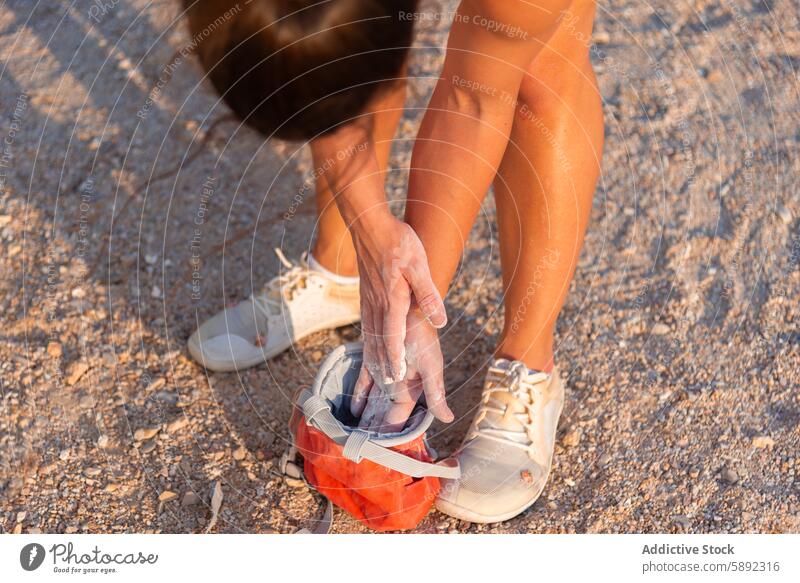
[165,417,189,434]
[158,491,178,502]
[721,467,739,484]
[672,514,692,528]
[148,377,166,391]
[652,323,670,335]
[284,461,303,479]
[140,439,157,454]
[66,362,90,385]
[593,30,610,44]
[562,429,582,447]
[752,436,775,449]
[134,426,161,441]
[233,447,247,461]
[182,492,202,506]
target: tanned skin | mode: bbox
[309,0,604,431]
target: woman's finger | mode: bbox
[371,305,393,385]
[361,287,390,383]
[358,384,386,430]
[350,365,373,417]
[358,400,376,430]
[362,300,385,377]
[353,307,379,416]
[419,362,454,423]
[405,256,447,328]
[380,379,422,432]
[382,299,409,383]
[367,405,387,432]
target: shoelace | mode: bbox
[468,361,549,459]
[250,248,318,322]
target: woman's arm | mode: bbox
[406,0,571,292]
[310,117,388,235]
[310,100,451,422]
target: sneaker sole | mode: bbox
[187,314,361,372]
[435,397,564,524]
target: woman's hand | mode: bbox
[309,111,448,425]
[310,119,446,385]
[351,214,447,385]
[353,307,454,432]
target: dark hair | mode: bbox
[183,0,418,140]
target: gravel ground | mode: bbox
[1,0,798,534]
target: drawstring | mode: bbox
[274,247,293,270]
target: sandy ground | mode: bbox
[1,0,798,534]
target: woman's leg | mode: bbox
[311,81,407,276]
[493,0,604,371]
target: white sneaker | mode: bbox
[187,250,360,372]
[436,359,565,523]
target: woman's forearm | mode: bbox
[311,75,409,237]
[311,120,392,232]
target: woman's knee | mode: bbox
[516,1,596,112]
[515,58,588,118]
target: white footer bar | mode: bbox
[3,534,798,582]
